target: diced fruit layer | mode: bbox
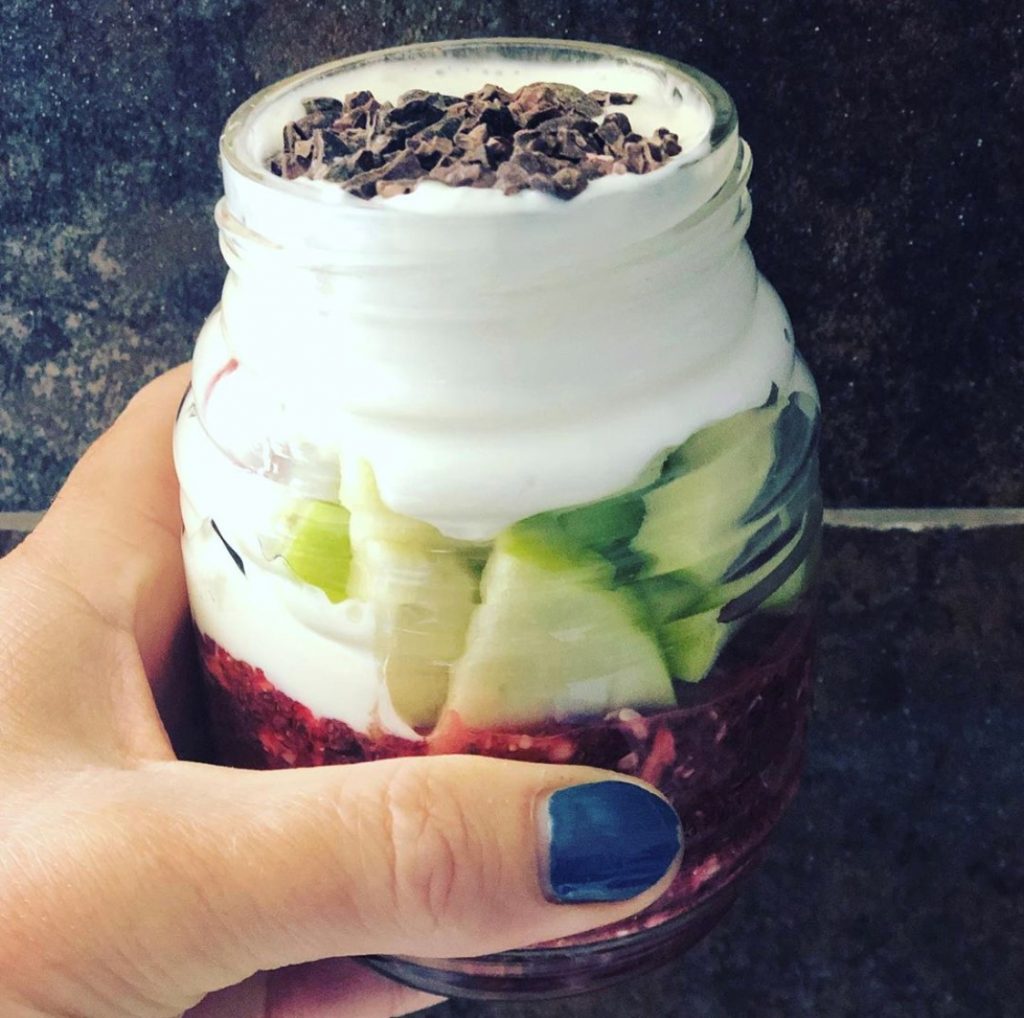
[269,391,818,730]
[280,499,352,603]
[627,392,818,675]
[631,397,782,582]
[438,535,675,731]
[510,489,646,581]
[341,460,482,730]
[657,609,735,684]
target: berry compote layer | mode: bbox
[199,605,813,950]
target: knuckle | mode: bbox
[378,763,476,934]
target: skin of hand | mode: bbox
[0,366,682,1018]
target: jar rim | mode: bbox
[219,36,738,217]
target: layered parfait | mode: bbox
[175,41,820,964]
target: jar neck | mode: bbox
[215,139,755,407]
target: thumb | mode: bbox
[15,755,680,1012]
[168,755,679,974]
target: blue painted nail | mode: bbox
[543,781,683,904]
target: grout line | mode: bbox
[2,507,1024,534]
[0,511,45,532]
[823,507,1024,530]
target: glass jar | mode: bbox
[173,38,821,999]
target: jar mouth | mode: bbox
[219,37,738,219]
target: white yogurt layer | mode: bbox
[177,396,423,738]
[176,44,809,733]
[199,46,794,541]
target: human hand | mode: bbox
[0,366,682,1017]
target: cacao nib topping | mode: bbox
[267,82,683,201]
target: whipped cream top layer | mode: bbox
[200,43,794,540]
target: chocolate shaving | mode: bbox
[588,89,639,106]
[268,82,683,201]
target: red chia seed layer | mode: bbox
[198,609,814,947]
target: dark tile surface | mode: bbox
[423,525,1024,1018]
[1,2,1021,511]
[0,530,26,557]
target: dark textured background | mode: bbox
[1,0,1022,510]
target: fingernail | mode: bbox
[542,781,683,904]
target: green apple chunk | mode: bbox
[490,445,671,586]
[684,514,808,616]
[341,460,481,730]
[743,391,820,524]
[511,490,646,583]
[762,560,810,611]
[761,521,820,612]
[631,398,783,581]
[441,537,675,730]
[658,608,734,684]
[350,538,479,729]
[636,509,815,676]
[280,499,352,603]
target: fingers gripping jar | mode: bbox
[173,38,821,999]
